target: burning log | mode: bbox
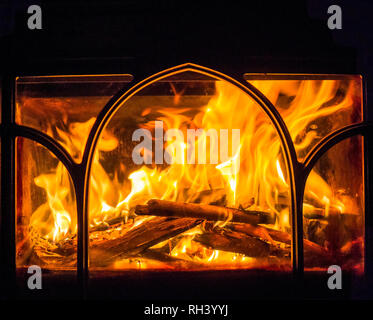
[228,223,331,260]
[139,249,208,270]
[196,223,336,266]
[90,217,202,266]
[135,199,276,225]
[194,225,288,258]
[90,215,128,232]
[35,217,202,267]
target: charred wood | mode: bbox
[136,199,275,225]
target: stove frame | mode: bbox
[1,63,372,298]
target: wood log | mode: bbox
[90,217,202,266]
[228,223,330,259]
[194,225,289,258]
[90,215,128,232]
[278,194,356,219]
[35,217,202,267]
[199,223,336,267]
[139,249,208,270]
[136,199,275,225]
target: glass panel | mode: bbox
[16,137,77,273]
[89,71,292,272]
[245,75,362,161]
[15,75,133,162]
[303,136,364,272]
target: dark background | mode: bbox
[0,1,371,83]
[0,0,372,118]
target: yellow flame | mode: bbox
[276,159,287,185]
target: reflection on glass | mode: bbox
[15,75,133,162]
[246,76,362,161]
[303,136,364,272]
[16,137,77,269]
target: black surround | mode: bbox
[1,0,373,300]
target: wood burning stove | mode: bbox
[1,63,372,299]
[1,0,373,302]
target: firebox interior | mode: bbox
[14,70,364,275]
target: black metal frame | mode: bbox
[1,63,372,298]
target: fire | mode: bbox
[29,75,359,269]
